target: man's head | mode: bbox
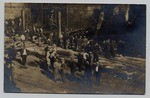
[113,7,119,15]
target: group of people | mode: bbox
[44,44,65,82]
[5,15,125,88]
[44,43,103,86]
[103,39,117,59]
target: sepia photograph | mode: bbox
[4,3,146,94]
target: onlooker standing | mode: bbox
[83,36,88,49]
[59,58,66,82]
[94,62,102,86]
[93,51,99,62]
[50,50,59,79]
[53,59,61,82]
[83,51,89,62]
[20,33,26,47]
[104,39,111,59]
[70,58,76,77]
[118,40,125,55]
[110,40,117,57]
[77,53,83,72]
[89,52,94,66]
[84,61,92,87]
[44,44,49,60]
[21,47,28,68]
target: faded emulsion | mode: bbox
[4,3,146,94]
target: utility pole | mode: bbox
[57,11,62,46]
[58,11,62,39]
[41,3,44,25]
[95,12,104,36]
[66,4,68,29]
[22,9,26,31]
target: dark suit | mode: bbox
[94,64,102,86]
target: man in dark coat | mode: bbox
[74,36,78,51]
[94,62,102,86]
[84,61,92,87]
[110,40,117,57]
[118,40,125,55]
[44,44,49,60]
[49,51,57,76]
[77,53,83,72]
[59,58,66,82]
[21,47,28,68]
[104,39,111,59]
[70,58,76,77]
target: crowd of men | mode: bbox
[44,44,103,86]
[5,9,126,87]
[5,20,125,86]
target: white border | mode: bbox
[0,0,150,98]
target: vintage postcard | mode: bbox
[4,3,146,94]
